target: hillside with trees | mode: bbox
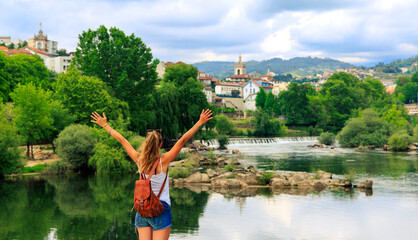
[192,57,354,78]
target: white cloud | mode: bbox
[1,0,418,64]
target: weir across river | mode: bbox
[203,136,318,146]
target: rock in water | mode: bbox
[356,180,373,189]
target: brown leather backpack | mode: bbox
[133,157,168,218]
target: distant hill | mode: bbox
[192,57,355,78]
[376,55,418,73]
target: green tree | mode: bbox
[382,104,411,131]
[396,76,410,86]
[162,64,209,132]
[318,132,336,145]
[214,115,235,135]
[0,106,22,178]
[73,25,159,133]
[252,110,286,136]
[255,88,267,109]
[10,83,54,159]
[154,81,180,139]
[56,48,67,56]
[53,66,129,124]
[411,71,418,83]
[337,109,392,147]
[1,52,53,101]
[0,52,9,101]
[9,43,15,50]
[388,133,413,151]
[264,91,275,114]
[278,82,314,125]
[217,135,229,150]
[54,124,96,172]
[400,82,418,103]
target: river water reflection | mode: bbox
[1,140,417,239]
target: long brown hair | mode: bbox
[137,130,162,173]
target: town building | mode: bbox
[215,82,243,97]
[242,80,273,111]
[272,82,290,96]
[0,36,11,45]
[27,24,58,55]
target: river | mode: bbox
[1,139,417,240]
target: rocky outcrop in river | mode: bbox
[169,149,373,194]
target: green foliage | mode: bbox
[43,161,69,175]
[278,82,315,125]
[257,172,274,185]
[318,132,336,145]
[10,83,54,158]
[53,66,128,124]
[54,124,96,172]
[89,143,135,174]
[217,135,229,150]
[215,115,235,135]
[73,25,158,133]
[388,133,413,151]
[0,52,51,100]
[252,110,286,136]
[343,170,356,182]
[169,166,193,179]
[200,129,217,141]
[338,109,392,147]
[207,149,216,161]
[20,164,45,173]
[255,88,267,109]
[162,64,209,134]
[414,125,418,142]
[224,164,234,172]
[264,91,276,114]
[174,151,189,161]
[0,108,22,177]
[382,104,411,131]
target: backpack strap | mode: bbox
[157,169,168,198]
[139,157,161,180]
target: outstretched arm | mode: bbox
[91,112,140,161]
[162,109,213,164]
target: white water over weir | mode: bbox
[203,136,318,147]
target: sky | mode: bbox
[1,0,418,66]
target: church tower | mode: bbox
[234,54,246,75]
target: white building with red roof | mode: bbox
[242,80,273,111]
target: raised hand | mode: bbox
[198,109,213,125]
[91,112,107,127]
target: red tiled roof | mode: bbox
[25,46,48,55]
[0,46,8,51]
[228,74,252,79]
[5,49,33,56]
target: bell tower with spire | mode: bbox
[27,23,58,54]
[234,54,246,75]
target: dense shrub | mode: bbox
[337,109,392,147]
[207,149,216,161]
[43,161,69,175]
[414,125,418,142]
[217,135,229,150]
[318,132,336,145]
[89,143,135,174]
[169,165,193,179]
[215,115,235,135]
[0,110,23,177]
[257,172,275,185]
[54,124,96,172]
[388,133,413,151]
[174,151,189,161]
[253,110,286,136]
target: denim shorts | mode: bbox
[135,201,172,230]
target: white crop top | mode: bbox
[141,158,171,206]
